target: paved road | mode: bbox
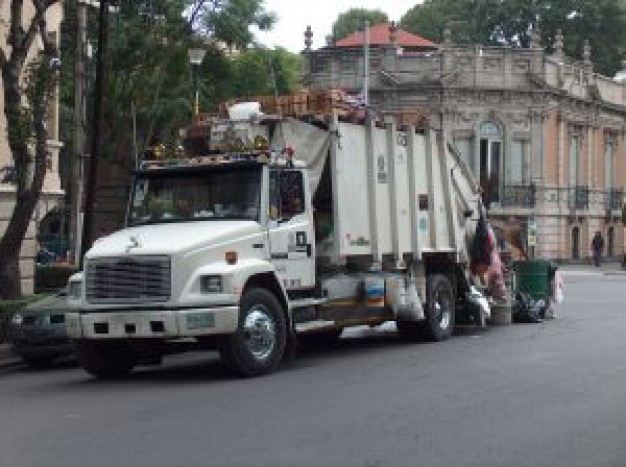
[2,273,626,467]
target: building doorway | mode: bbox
[571,226,580,260]
[607,226,615,257]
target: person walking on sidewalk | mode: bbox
[591,231,604,267]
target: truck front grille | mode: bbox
[86,256,171,304]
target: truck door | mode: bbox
[268,169,315,290]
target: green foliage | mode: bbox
[229,47,302,97]
[400,0,626,76]
[331,8,389,41]
[58,0,293,161]
[193,0,276,48]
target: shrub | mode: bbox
[35,265,78,294]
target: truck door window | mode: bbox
[270,170,305,221]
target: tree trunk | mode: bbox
[0,1,60,300]
[0,174,46,300]
[0,246,22,300]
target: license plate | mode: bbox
[185,313,215,330]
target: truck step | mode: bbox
[295,320,336,333]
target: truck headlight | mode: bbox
[69,281,82,299]
[200,275,223,294]
[11,313,23,325]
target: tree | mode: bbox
[400,0,626,76]
[229,47,302,98]
[0,1,61,300]
[331,8,388,41]
[193,0,276,49]
[98,0,280,154]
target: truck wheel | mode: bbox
[220,288,287,377]
[74,341,136,379]
[423,274,455,341]
[396,274,455,342]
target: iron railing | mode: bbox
[568,186,589,210]
[605,188,623,211]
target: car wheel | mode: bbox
[74,340,136,379]
[220,288,286,377]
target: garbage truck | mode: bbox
[66,102,483,378]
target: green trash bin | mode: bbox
[514,260,552,300]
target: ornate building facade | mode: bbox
[302,24,626,262]
[0,2,64,293]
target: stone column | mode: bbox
[530,110,544,184]
[587,125,595,189]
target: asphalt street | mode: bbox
[2,271,626,467]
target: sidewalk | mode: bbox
[556,260,626,276]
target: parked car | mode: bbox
[9,289,73,368]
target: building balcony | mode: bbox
[568,185,589,210]
[605,188,623,211]
[501,184,535,208]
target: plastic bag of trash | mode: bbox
[552,270,564,304]
[513,292,545,323]
[466,286,491,323]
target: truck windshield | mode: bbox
[128,166,261,226]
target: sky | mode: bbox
[254,0,424,53]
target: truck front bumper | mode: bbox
[66,305,239,339]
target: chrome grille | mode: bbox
[86,256,171,304]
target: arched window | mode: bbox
[479,122,502,207]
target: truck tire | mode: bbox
[397,274,455,342]
[74,341,136,379]
[220,287,287,377]
[423,274,455,341]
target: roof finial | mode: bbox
[304,25,313,51]
[583,39,591,66]
[554,29,564,57]
[530,27,541,49]
[389,21,398,46]
[443,23,452,46]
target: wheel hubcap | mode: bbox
[243,306,276,361]
[434,290,451,329]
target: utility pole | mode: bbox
[362,20,370,106]
[80,0,109,266]
[70,1,88,266]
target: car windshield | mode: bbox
[128,165,262,226]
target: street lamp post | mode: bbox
[80,0,109,266]
[188,48,207,116]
